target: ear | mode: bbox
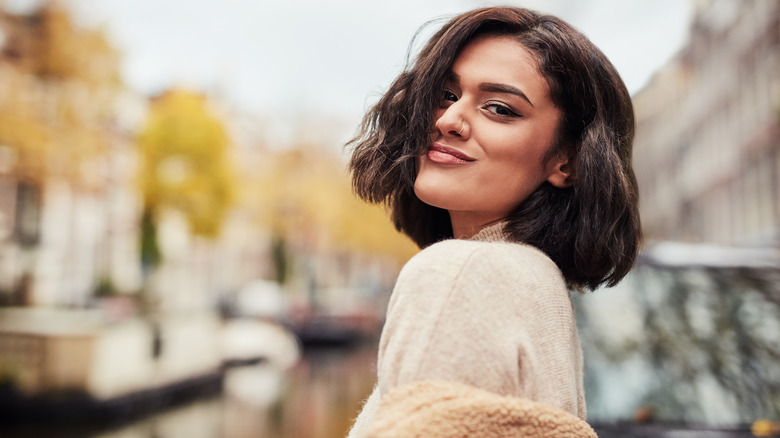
[546,154,575,188]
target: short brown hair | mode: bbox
[348,7,641,290]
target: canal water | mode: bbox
[4,341,378,438]
[5,249,778,436]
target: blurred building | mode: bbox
[633,0,779,246]
[0,3,144,306]
[0,5,272,311]
[0,4,263,409]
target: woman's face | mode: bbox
[414,34,571,237]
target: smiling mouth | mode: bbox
[427,143,476,164]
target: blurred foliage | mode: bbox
[640,266,780,420]
[248,146,418,264]
[32,5,120,84]
[94,276,118,298]
[137,89,237,238]
[0,80,50,180]
[578,263,780,424]
[0,3,120,185]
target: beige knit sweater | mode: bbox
[347,224,585,437]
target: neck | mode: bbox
[449,212,506,240]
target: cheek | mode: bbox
[487,126,556,173]
[480,139,551,201]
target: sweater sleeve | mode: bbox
[375,239,584,417]
[346,386,381,438]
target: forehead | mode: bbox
[451,35,550,98]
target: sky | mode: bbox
[9,0,693,145]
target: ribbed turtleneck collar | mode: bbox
[467,222,507,243]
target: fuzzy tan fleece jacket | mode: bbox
[365,380,597,438]
[347,224,585,437]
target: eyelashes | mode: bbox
[483,102,520,118]
[439,88,521,118]
[441,89,458,105]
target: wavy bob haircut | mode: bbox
[348,7,641,290]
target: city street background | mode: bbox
[0,0,777,437]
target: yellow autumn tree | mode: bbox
[137,89,237,242]
[0,3,120,186]
[251,145,417,264]
[0,77,50,181]
[35,4,121,85]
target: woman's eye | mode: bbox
[485,103,519,117]
[442,90,458,102]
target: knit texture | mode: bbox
[347,223,585,437]
[365,380,597,438]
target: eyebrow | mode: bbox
[447,72,535,107]
[479,83,534,107]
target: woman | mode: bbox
[347,6,640,436]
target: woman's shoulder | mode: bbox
[398,238,566,296]
[405,238,560,276]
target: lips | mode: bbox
[427,143,476,165]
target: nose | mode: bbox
[434,103,469,138]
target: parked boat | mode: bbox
[0,306,300,425]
